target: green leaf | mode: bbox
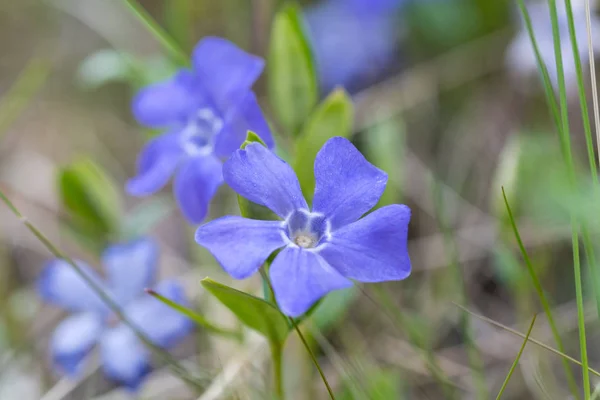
[201,278,290,345]
[268,3,318,135]
[57,158,121,248]
[294,89,353,198]
[146,288,242,340]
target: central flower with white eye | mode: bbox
[284,210,330,250]
[180,108,224,156]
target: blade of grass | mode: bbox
[495,314,537,399]
[585,0,600,165]
[563,0,597,179]
[145,288,242,340]
[0,57,50,138]
[454,303,600,378]
[432,182,488,400]
[0,190,202,389]
[572,223,591,399]
[501,187,580,398]
[122,0,189,66]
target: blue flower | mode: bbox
[195,137,411,317]
[304,0,404,92]
[37,238,193,390]
[127,37,275,223]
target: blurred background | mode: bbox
[3,0,600,398]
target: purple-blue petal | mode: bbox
[318,204,411,282]
[223,143,308,218]
[103,238,158,306]
[100,325,151,391]
[132,70,199,128]
[270,247,352,317]
[192,37,264,109]
[37,259,110,314]
[214,91,274,157]
[51,313,103,376]
[173,155,223,224]
[125,280,193,348]
[312,137,387,230]
[126,132,183,197]
[195,216,286,279]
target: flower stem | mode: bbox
[270,340,285,400]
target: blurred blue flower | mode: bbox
[127,37,274,224]
[37,238,193,390]
[506,0,600,92]
[195,137,411,317]
[304,0,404,92]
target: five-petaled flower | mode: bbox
[127,37,274,223]
[195,137,411,317]
[37,238,193,390]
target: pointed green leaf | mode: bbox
[201,278,290,345]
[146,288,242,340]
[294,89,353,198]
[268,3,318,135]
[57,158,121,250]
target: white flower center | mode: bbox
[294,233,318,249]
[284,210,330,250]
[180,108,223,156]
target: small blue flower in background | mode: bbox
[304,0,404,93]
[37,238,193,390]
[127,37,274,224]
[506,0,600,92]
[196,137,411,317]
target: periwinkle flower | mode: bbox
[506,0,600,91]
[304,0,403,92]
[195,137,411,317]
[37,238,193,390]
[127,37,274,223]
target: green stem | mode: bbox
[572,225,591,399]
[270,340,285,400]
[290,318,336,400]
[259,268,335,399]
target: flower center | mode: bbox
[285,210,330,249]
[180,108,223,156]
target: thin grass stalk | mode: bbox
[572,223,591,398]
[454,303,600,378]
[122,0,189,66]
[501,187,580,398]
[584,0,600,164]
[563,0,597,179]
[0,190,202,389]
[495,314,537,399]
